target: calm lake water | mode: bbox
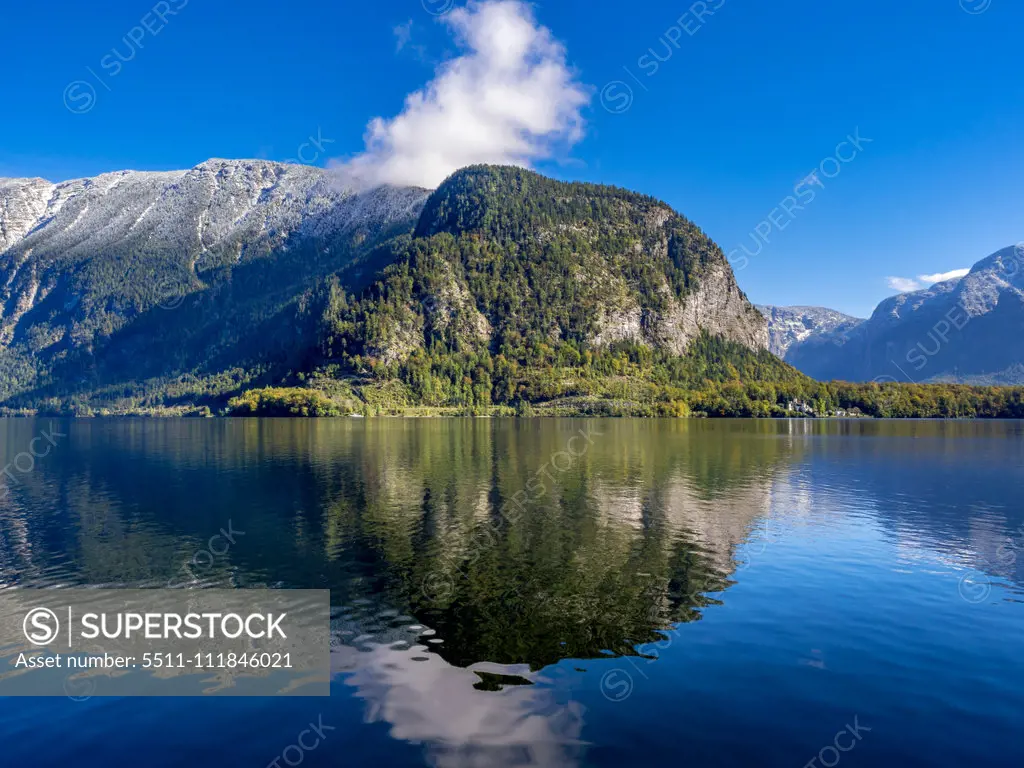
[0,418,1021,767]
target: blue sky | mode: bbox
[3,0,1021,317]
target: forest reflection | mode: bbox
[1,417,1020,672]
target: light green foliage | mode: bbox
[227,387,345,417]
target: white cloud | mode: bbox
[886,276,922,293]
[919,268,969,284]
[393,19,413,52]
[886,268,970,294]
[334,0,590,189]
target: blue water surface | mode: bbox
[0,418,1019,767]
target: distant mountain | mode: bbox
[776,246,1024,384]
[756,305,865,359]
[0,160,429,403]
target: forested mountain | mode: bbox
[0,162,1021,418]
[298,165,794,417]
[326,164,769,364]
[0,160,429,408]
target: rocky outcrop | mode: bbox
[0,178,53,252]
[654,264,768,353]
[592,261,768,353]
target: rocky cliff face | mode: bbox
[653,264,768,353]
[590,258,767,354]
[0,178,55,252]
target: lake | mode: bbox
[0,418,1021,767]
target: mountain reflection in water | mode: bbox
[0,418,1021,767]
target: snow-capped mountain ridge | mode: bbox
[778,246,1024,384]
[756,305,865,359]
[0,160,429,273]
[0,159,431,402]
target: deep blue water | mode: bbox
[0,418,1021,767]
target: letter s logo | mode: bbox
[23,608,60,645]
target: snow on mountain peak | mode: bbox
[0,159,431,270]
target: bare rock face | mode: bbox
[653,264,769,354]
[592,305,644,347]
[589,242,769,354]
